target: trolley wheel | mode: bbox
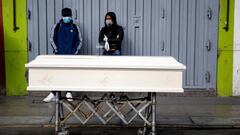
[57,131,69,135]
[57,126,70,135]
[148,132,155,135]
[137,128,144,135]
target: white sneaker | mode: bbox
[43,93,56,103]
[66,92,73,102]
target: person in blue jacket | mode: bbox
[43,8,82,102]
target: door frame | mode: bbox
[0,0,6,96]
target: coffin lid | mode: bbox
[26,55,186,70]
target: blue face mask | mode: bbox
[63,17,72,23]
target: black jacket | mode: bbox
[99,12,124,51]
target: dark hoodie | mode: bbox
[99,12,124,51]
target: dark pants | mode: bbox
[103,50,121,56]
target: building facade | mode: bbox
[0,0,238,96]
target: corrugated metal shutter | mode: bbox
[27,0,219,90]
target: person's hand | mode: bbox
[103,35,108,42]
[53,49,58,54]
[104,41,110,51]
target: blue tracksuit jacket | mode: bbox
[50,20,82,55]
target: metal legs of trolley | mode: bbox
[54,92,157,135]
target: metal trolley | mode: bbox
[55,92,156,135]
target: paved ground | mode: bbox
[1,95,240,134]
[0,127,240,135]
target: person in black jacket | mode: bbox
[99,12,124,55]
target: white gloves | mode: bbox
[103,35,108,42]
[104,35,110,51]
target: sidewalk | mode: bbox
[0,95,240,128]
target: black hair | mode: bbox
[104,12,117,27]
[62,8,72,17]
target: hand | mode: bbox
[53,49,58,54]
[104,41,110,51]
[74,50,79,55]
[103,35,108,42]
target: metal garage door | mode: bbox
[27,0,219,90]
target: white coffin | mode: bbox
[26,55,186,93]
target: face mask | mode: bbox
[63,17,72,23]
[106,20,113,27]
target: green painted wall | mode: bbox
[2,0,27,96]
[217,0,234,96]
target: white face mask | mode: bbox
[106,20,113,27]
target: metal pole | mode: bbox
[55,92,60,134]
[60,101,64,121]
[151,92,156,135]
[223,0,230,31]
[13,0,19,32]
[143,105,149,135]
